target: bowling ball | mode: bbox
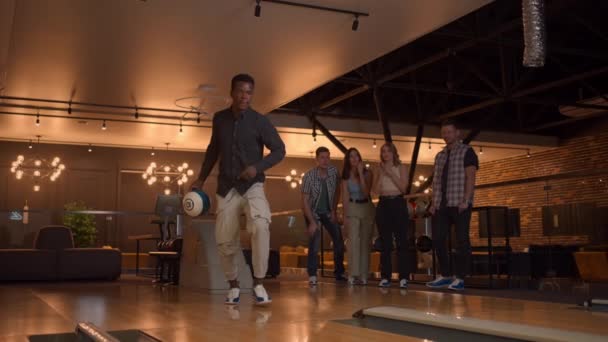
[183,190,211,217]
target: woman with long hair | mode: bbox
[372,143,412,288]
[341,148,375,285]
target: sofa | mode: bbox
[0,225,121,281]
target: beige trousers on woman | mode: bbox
[346,202,375,280]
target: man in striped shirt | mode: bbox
[301,146,347,286]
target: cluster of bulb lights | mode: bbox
[284,169,305,189]
[142,162,194,195]
[10,155,66,192]
[413,175,431,194]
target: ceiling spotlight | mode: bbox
[255,0,261,17]
[179,123,184,135]
[135,107,139,119]
[352,15,359,31]
[151,148,155,156]
[35,112,40,127]
[67,102,72,114]
[527,149,531,158]
[88,144,92,153]
[28,140,33,149]
[428,141,432,150]
[197,114,201,124]
[102,120,107,130]
[479,146,484,155]
[372,139,377,149]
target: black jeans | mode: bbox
[306,213,345,277]
[375,197,412,280]
[433,206,472,279]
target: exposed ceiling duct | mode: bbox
[522,0,547,67]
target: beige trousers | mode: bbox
[215,183,271,280]
[346,202,375,280]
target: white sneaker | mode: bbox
[348,276,357,286]
[225,287,240,305]
[253,284,272,305]
[359,279,368,286]
[378,279,391,288]
[309,276,318,286]
[399,279,408,289]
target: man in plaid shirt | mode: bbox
[427,119,478,291]
[301,146,346,286]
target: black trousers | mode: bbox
[375,197,413,280]
[433,206,472,279]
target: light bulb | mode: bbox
[290,169,297,176]
[10,167,16,173]
[178,166,184,172]
[182,163,189,169]
[17,155,24,162]
[34,160,41,167]
[187,169,194,176]
[365,163,370,168]
[285,175,292,182]
[419,175,425,181]
[298,179,302,185]
[177,180,184,186]
[424,189,430,194]
[414,181,421,187]
[301,173,305,177]
[59,164,65,170]
[34,170,41,177]
[181,175,188,183]
[163,166,171,172]
[150,176,157,183]
[164,188,171,195]
[290,181,297,189]
[16,173,23,180]
[50,176,56,182]
[53,157,60,163]
[372,139,377,149]
[11,161,18,167]
[150,162,157,168]
[33,184,40,192]
[142,173,147,179]
[147,179,153,186]
[163,176,171,183]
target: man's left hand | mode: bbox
[240,166,257,180]
[458,201,469,213]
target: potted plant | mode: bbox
[63,201,97,247]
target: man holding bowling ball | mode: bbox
[191,74,285,305]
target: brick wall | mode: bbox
[472,132,608,251]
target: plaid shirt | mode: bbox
[301,165,340,219]
[432,142,473,207]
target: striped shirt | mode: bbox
[301,165,340,219]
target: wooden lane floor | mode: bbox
[1,278,607,341]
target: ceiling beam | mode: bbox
[372,87,392,143]
[315,18,522,111]
[406,124,424,195]
[335,77,495,98]
[438,65,608,120]
[306,113,348,154]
